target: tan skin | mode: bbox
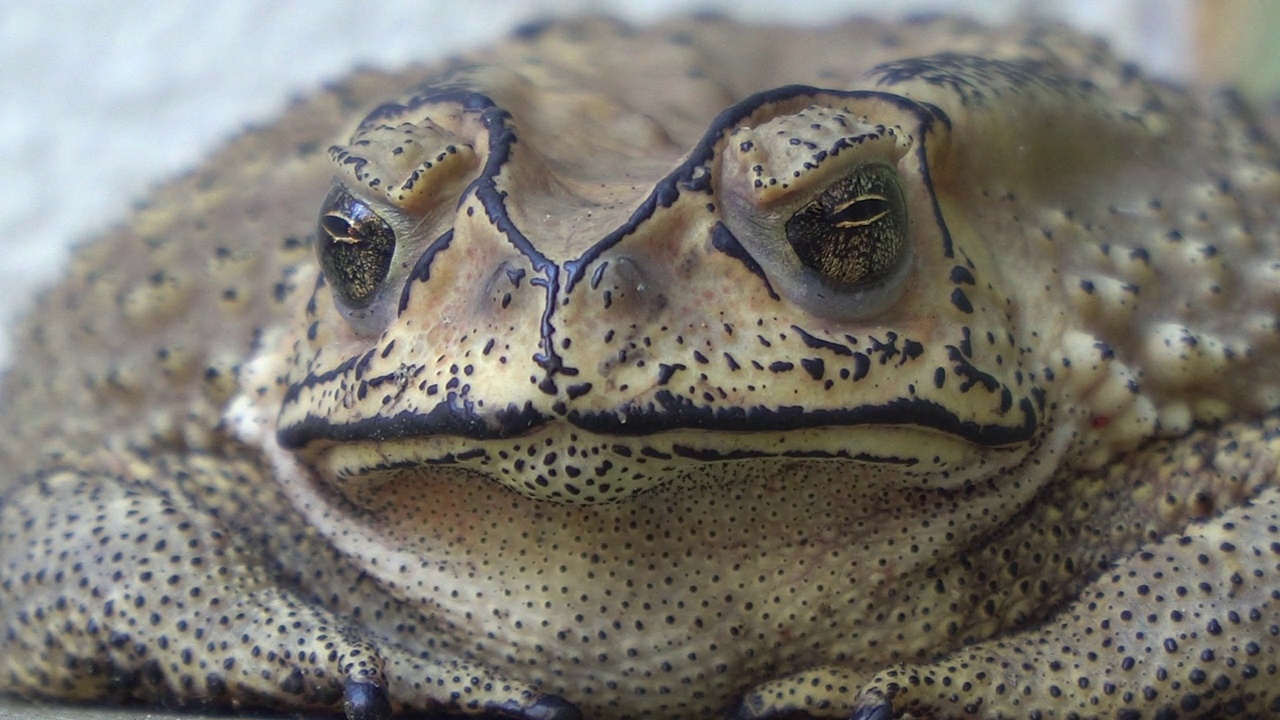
[3,15,1280,720]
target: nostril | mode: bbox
[485,260,530,311]
[592,256,663,313]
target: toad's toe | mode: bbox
[485,693,583,720]
[343,679,393,720]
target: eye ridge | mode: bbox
[317,186,398,309]
[784,163,907,288]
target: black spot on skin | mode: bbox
[791,325,854,356]
[949,265,975,284]
[902,340,924,361]
[950,287,973,313]
[868,334,901,364]
[946,346,1002,392]
[590,262,609,289]
[851,353,871,381]
[800,358,825,380]
[656,364,686,385]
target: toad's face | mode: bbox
[268,71,1044,511]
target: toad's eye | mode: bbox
[316,186,396,309]
[784,163,907,288]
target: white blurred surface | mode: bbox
[0,0,1190,364]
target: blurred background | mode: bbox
[0,0,1274,363]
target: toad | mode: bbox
[2,15,1279,720]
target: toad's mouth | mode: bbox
[276,392,1037,503]
[277,392,1038,449]
[288,415,1031,505]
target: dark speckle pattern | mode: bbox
[3,13,1280,720]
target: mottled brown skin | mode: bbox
[3,15,1280,720]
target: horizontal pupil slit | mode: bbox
[321,215,354,238]
[832,196,889,227]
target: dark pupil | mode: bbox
[317,187,396,309]
[784,165,905,288]
[320,215,352,238]
[830,197,889,227]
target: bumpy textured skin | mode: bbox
[3,14,1280,720]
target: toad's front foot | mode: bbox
[345,680,579,720]
[729,667,908,720]
[483,693,584,720]
[0,462,581,720]
[731,484,1280,719]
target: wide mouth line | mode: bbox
[276,394,1036,450]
